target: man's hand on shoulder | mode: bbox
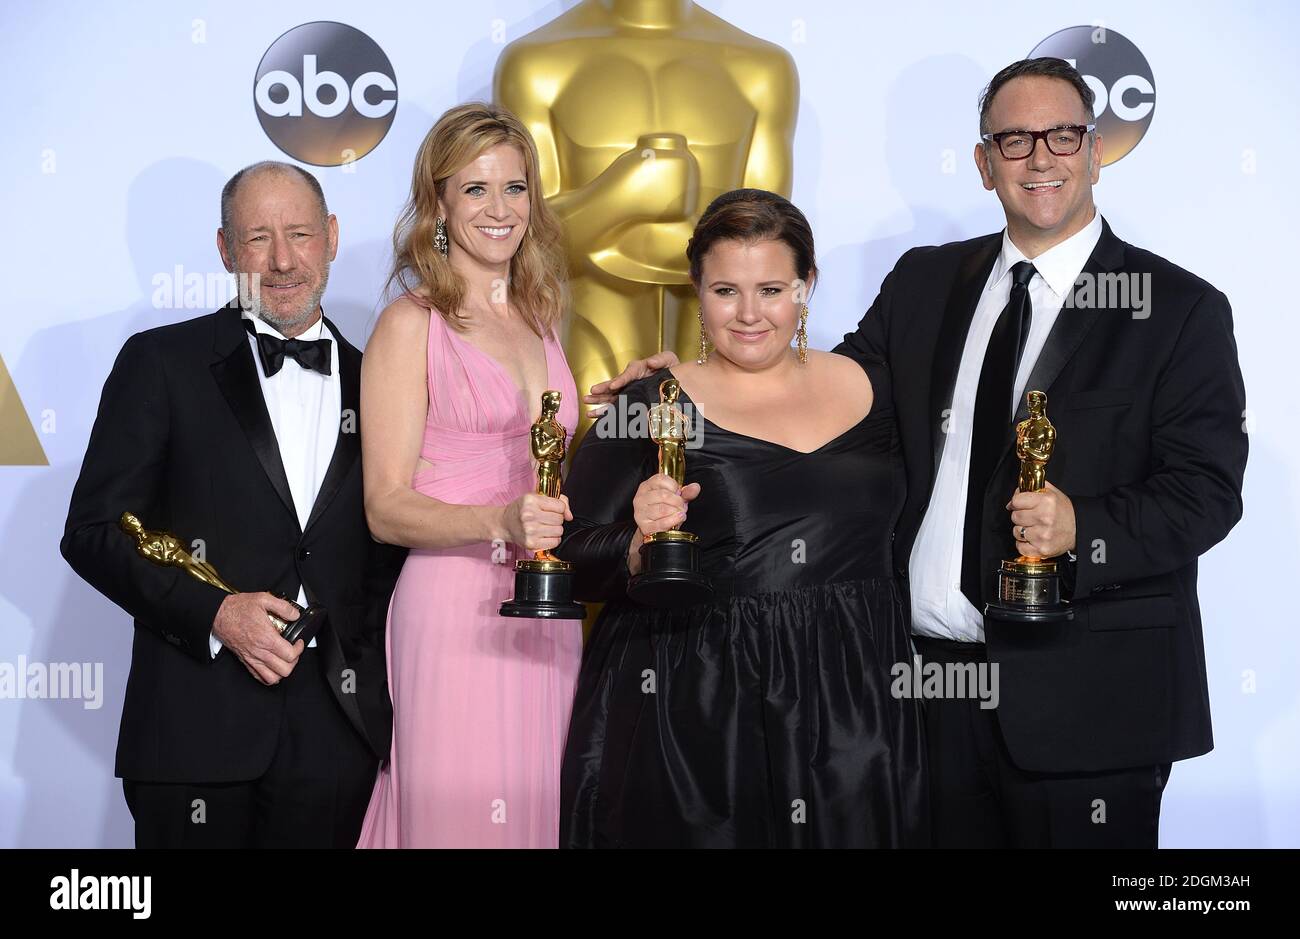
[585,351,681,417]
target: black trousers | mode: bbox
[123,648,378,848]
[913,635,1170,848]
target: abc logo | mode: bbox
[1030,26,1155,165]
[254,21,397,167]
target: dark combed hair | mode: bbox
[220,161,328,232]
[978,57,1095,134]
[686,188,818,291]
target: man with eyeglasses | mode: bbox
[832,56,1248,847]
[591,57,1247,848]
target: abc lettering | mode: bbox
[1103,74,1155,121]
[256,55,396,119]
[1064,59,1154,122]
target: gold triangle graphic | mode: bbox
[0,354,49,466]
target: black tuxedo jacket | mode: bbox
[61,301,406,783]
[836,220,1247,773]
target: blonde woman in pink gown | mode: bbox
[356,104,581,847]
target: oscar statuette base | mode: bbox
[984,557,1075,624]
[627,530,713,608]
[272,602,328,645]
[499,557,586,620]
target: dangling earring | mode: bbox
[697,308,710,365]
[796,304,809,364]
[434,217,449,258]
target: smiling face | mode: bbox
[975,74,1103,256]
[436,143,530,274]
[217,170,337,336]
[697,238,805,371]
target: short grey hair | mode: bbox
[220,161,329,233]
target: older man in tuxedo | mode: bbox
[62,161,405,847]
[593,57,1247,847]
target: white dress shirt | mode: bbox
[209,310,341,657]
[909,210,1104,642]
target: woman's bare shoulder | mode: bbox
[368,295,435,349]
[378,294,434,328]
[669,359,702,380]
[811,349,875,396]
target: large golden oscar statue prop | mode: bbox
[494,0,799,434]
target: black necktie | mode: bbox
[960,260,1036,610]
[244,318,332,377]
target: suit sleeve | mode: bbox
[554,398,655,602]
[59,332,227,663]
[362,540,407,646]
[354,535,407,755]
[1069,288,1248,596]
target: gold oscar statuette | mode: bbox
[499,391,586,619]
[118,511,326,644]
[626,378,712,607]
[984,391,1075,624]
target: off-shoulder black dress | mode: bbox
[555,361,927,847]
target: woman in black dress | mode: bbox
[556,189,927,848]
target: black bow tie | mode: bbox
[244,318,332,377]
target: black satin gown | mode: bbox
[555,360,927,848]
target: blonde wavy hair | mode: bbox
[388,102,568,336]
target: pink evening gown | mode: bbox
[356,298,582,848]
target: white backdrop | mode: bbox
[1,0,1295,847]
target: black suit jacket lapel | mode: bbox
[929,235,1001,475]
[1011,219,1126,425]
[303,316,361,536]
[209,302,299,527]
